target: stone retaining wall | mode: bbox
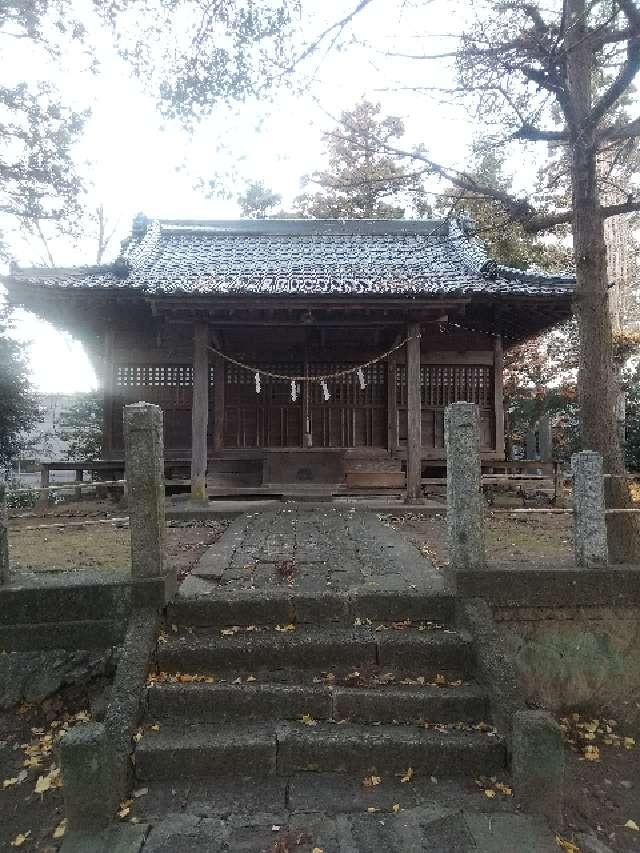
[494,605,640,723]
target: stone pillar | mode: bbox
[526,428,538,460]
[124,402,165,577]
[572,450,608,567]
[60,723,116,831]
[513,710,564,828]
[0,483,8,585]
[538,416,553,463]
[191,321,209,503]
[446,402,486,571]
[405,322,423,504]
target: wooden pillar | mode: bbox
[387,355,398,451]
[303,354,312,447]
[102,329,114,458]
[191,322,209,503]
[213,356,224,451]
[405,322,423,504]
[494,334,505,459]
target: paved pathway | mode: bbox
[182,503,444,596]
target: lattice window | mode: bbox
[115,364,216,388]
[397,364,493,407]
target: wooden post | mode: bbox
[102,329,114,458]
[494,335,505,459]
[387,355,398,451]
[191,322,209,503]
[405,322,423,504]
[213,355,224,451]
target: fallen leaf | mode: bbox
[625,820,639,831]
[400,767,414,783]
[363,775,381,787]
[555,835,580,853]
[118,807,130,819]
[150,724,161,732]
[132,787,148,798]
[392,803,401,813]
[366,807,380,813]
[11,832,31,847]
[484,789,496,799]
[312,848,325,853]
[583,745,600,761]
[624,737,636,749]
[3,777,19,788]
[53,819,67,839]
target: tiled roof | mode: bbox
[7,217,575,298]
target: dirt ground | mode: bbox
[380,509,574,567]
[7,500,228,576]
[7,500,574,574]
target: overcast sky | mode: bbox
[2,0,532,393]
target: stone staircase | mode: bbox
[134,590,508,785]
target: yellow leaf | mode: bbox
[10,832,31,847]
[392,803,401,813]
[275,624,296,633]
[301,714,317,727]
[363,775,381,788]
[400,767,414,783]
[484,789,496,799]
[118,807,130,819]
[150,724,161,732]
[624,737,636,749]
[53,819,67,839]
[583,745,600,761]
[3,777,18,788]
[33,768,60,796]
[366,807,380,813]
[495,782,512,796]
[625,820,639,831]
[312,848,325,853]
[555,835,580,852]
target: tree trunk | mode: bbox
[566,0,640,561]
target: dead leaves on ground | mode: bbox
[559,713,636,762]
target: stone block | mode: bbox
[60,722,117,831]
[572,451,608,567]
[445,403,486,571]
[123,402,165,578]
[512,710,564,827]
[0,483,8,585]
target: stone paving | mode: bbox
[184,503,444,595]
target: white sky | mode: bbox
[1,0,533,392]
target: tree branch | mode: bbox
[599,115,640,139]
[514,123,570,141]
[589,1,640,127]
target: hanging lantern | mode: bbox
[357,368,366,390]
[291,380,297,402]
[321,380,330,401]
[255,372,261,394]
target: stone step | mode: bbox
[156,627,473,677]
[134,721,506,782]
[146,681,489,725]
[167,588,456,629]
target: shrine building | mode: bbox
[3,216,575,501]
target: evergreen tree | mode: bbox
[293,100,431,220]
[0,307,37,468]
[237,181,282,219]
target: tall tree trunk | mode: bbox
[566,0,640,561]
